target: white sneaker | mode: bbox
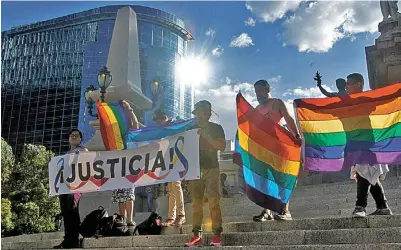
[352,206,366,218]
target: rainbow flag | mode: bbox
[295,83,401,171]
[125,118,197,144]
[97,100,197,151]
[235,93,301,213]
[97,101,129,150]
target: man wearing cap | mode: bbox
[152,110,187,226]
[185,100,226,247]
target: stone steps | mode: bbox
[2,216,401,249]
[78,177,401,221]
[3,227,401,249]
[3,178,400,249]
[5,216,401,242]
[36,245,401,250]
[131,192,401,224]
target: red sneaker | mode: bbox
[185,236,203,247]
[210,235,221,247]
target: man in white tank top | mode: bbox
[252,80,301,221]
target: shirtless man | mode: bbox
[252,79,301,221]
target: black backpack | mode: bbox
[79,206,108,238]
[133,212,163,236]
[101,214,131,237]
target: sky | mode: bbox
[2,1,396,139]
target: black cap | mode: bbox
[192,100,211,114]
[152,109,166,121]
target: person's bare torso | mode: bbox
[256,98,283,124]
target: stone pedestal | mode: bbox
[80,6,153,220]
[366,16,401,90]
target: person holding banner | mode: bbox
[54,129,88,249]
[185,100,226,247]
[252,79,301,222]
[345,73,392,218]
[152,109,187,227]
[110,100,140,227]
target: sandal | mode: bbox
[161,218,175,227]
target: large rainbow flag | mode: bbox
[235,93,301,213]
[295,83,401,171]
[97,101,197,150]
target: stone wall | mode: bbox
[366,16,401,90]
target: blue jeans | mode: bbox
[136,190,155,212]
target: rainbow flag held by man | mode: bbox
[97,101,197,151]
[235,93,302,213]
[295,83,401,172]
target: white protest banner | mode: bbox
[49,130,200,196]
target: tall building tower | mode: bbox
[1,5,194,155]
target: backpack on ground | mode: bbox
[101,214,131,237]
[133,212,163,236]
[79,206,108,238]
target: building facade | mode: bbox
[1,5,194,155]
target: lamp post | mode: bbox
[84,84,97,117]
[97,65,112,103]
[84,66,113,118]
[150,79,163,109]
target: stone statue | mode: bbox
[380,0,400,20]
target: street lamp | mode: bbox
[97,65,112,102]
[84,84,97,117]
[84,66,112,118]
[150,79,163,109]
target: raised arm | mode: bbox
[318,85,337,98]
[121,100,140,130]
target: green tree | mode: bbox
[1,198,14,233]
[1,138,15,185]
[7,144,61,235]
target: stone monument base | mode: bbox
[366,16,401,90]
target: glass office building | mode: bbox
[1,5,194,155]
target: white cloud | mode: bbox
[268,75,282,84]
[247,1,383,53]
[283,99,295,120]
[246,1,302,22]
[195,75,285,138]
[225,77,232,85]
[244,17,256,26]
[195,83,257,139]
[205,28,216,37]
[230,33,255,48]
[284,1,382,53]
[284,85,334,98]
[212,45,224,57]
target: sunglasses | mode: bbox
[69,134,81,138]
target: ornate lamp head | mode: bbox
[97,66,112,102]
[84,84,97,117]
[150,79,163,96]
